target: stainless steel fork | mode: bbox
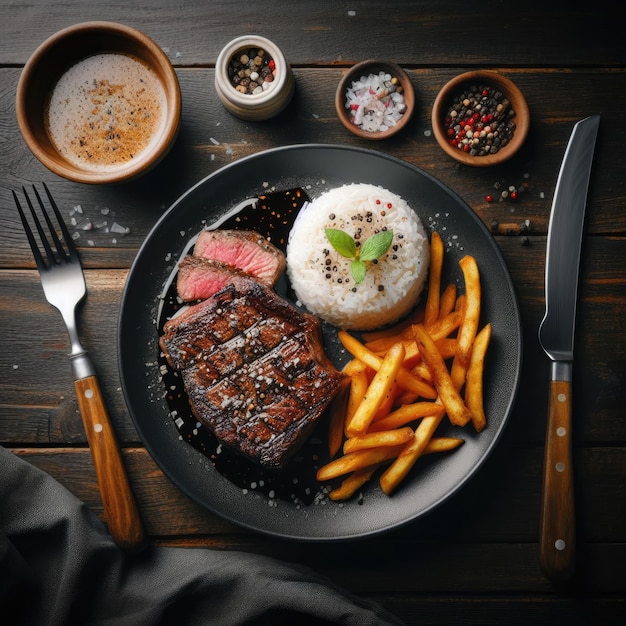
[14,183,145,551]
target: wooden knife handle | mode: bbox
[75,375,146,551]
[539,378,575,580]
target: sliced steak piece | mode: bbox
[160,277,345,469]
[176,256,250,302]
[193,229,286,287]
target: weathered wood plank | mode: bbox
[1,1,623,67]
[362,595,625,625]
[8,445,626,547]
[1,67,624,271]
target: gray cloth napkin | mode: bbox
[0,445,403,626]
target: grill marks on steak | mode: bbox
[160,277,345,469]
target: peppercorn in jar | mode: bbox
[227,47,276,96]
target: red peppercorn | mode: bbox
[269,60,276,71]
[486,194,493,203]
[510,191,518,200]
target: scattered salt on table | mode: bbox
[345,71,407,132]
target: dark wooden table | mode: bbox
[2,2,625,623]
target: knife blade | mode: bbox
[538,114,600,580]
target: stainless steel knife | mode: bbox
[538,114,600,580]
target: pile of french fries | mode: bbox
[316,231,492,500]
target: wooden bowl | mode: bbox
[16,21,181,184]
[431,70,529,167]
[336,60,415,140]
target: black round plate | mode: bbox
[118,144,522,541]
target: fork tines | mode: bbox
[14,183,78,270]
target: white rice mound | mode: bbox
[286,183,430,330]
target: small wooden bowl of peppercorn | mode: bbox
[432,70,529,167]
[336,60,415,140]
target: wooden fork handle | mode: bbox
[539,377,575,580]
[75,375,146,551]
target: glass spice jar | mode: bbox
[215,35,295,121]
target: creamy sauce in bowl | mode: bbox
[45,53,166,172]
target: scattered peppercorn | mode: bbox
[228,47,276,95]
[443,83,517,157]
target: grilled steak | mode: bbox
[176,256,251,302]
[193,229,286,286]
[160,277,345,469]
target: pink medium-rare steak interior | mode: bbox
[193,229,286,286]
[176,256,251,302]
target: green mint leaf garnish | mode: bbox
[351,259,367,284]
[359,230,394,262]
[325,227,394,286]
[325,228,357,258]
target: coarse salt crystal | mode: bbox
[110,222,130,235]
[345,71,406,133]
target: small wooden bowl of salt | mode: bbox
[336,60,415,140]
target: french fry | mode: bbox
[451,255,482,389]
[380,410,445,495]
[455,293,466,313]
[329,438,465,501]
[412,324,472,426]
[342,357,369,376]
[338,330,437,400]
[465,323,492,433]
[328,378,350,457]
[438,283,457,320]
[343,426,414,454]
[370,327,456,369]
[428,310,463,340]
[434,337,458,360]
[372,378,401,421]
[392,373,436,406]
[329,465,382,501]
[316,444,405,481]
[365,335,414,355]
[345,342,405,436]
[424,437,465,453]
[424,231,444,327]
[346,367,369,431]
[409,338,458,384]
[401,340,423,369]
[361,306,425,342]
[369,401,445,431]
